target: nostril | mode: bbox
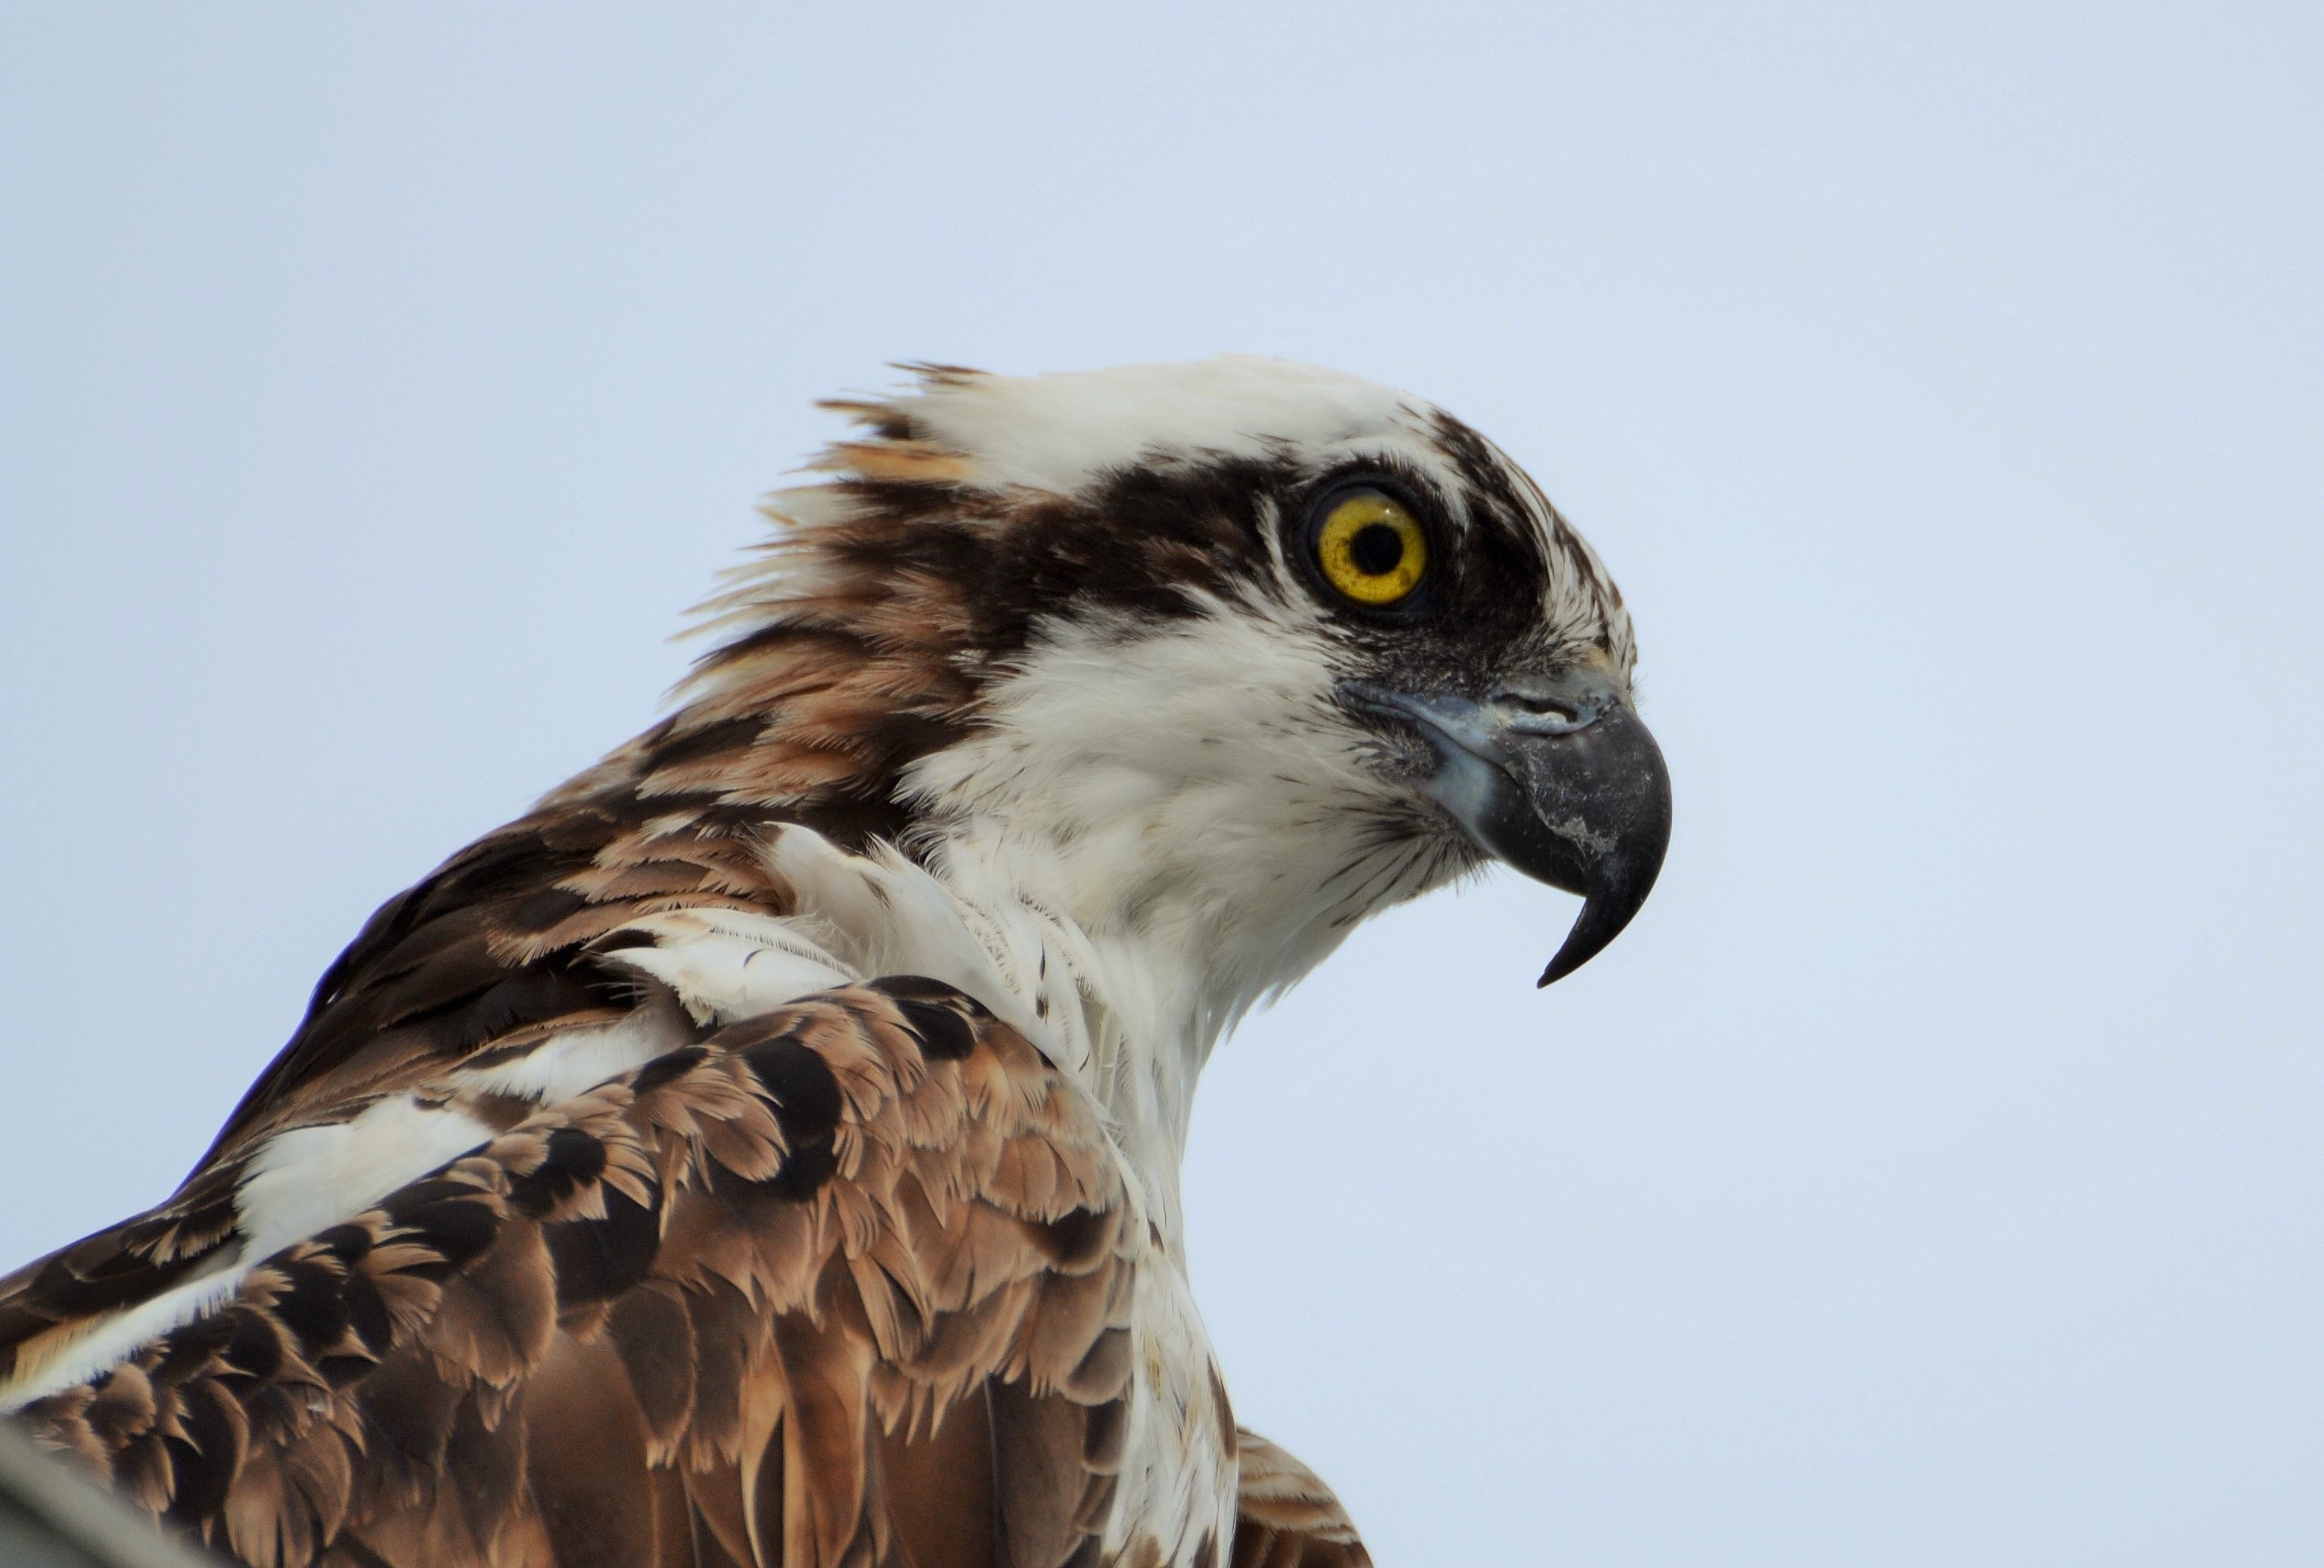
[1491,685,1580,721]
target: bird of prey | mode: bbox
[0,359,1670,1568]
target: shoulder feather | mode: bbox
[16,981,1138,1568]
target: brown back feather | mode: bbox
[20,983,1139,1568]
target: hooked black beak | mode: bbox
[1344,672,1672,986]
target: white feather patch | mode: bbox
[0,1261,247,1413]
[597,908,856,1026]
[761,827,1049,1048]
[446,1006,688,1102]
[236,1096,497,1259]
[1,1095,496,1411]
[892,356,1428,498]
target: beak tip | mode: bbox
[1535,926,1599,989]
[1534,848,1667,990]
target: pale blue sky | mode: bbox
[3,5,2319,1563]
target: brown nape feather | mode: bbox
[1227,1436,1372,1568]
[0,435,1009,1399]
[197,458,1008,1172]
[199,719,924,1169]
[17,983,1139,1568]
[0,524,968,1401]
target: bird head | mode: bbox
[667,357,1669,1010]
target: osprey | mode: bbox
[0,359,1670,1568]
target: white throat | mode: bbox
[886,604,1468,1244]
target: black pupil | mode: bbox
[1350,522,1405,576]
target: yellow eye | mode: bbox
[1313,489,1428,607]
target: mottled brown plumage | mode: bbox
[21,984,1139,1566]
[10,979,1364,1566]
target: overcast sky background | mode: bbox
[3,5,2319,1564]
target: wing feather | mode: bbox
[14,983,1138,1568]
[1227,1433,1372,1568]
